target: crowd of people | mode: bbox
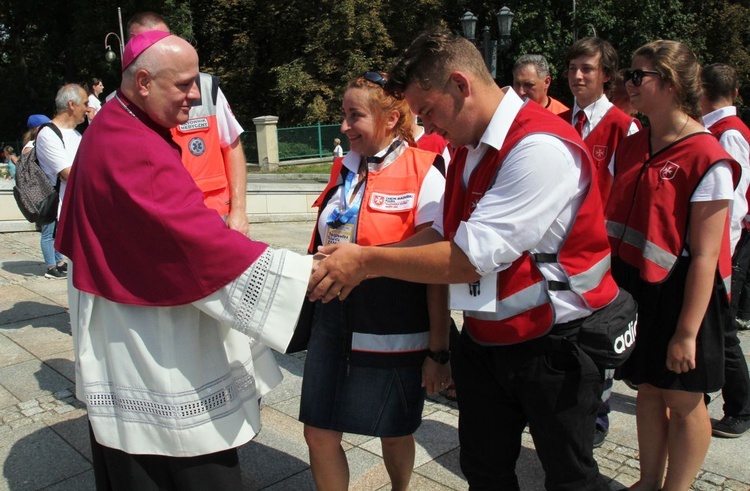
[12,10,750,491]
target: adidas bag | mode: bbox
[577,288,638,369]
[12,124,62,225]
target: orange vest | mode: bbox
[310,147,438,249]
[444,102,619,345]
[545,96,569,115]
[606,130,739,298]
[171,73,230,216]
[309,146,440,367]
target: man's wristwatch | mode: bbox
[427,349,451,365]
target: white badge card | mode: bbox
[325,223,355,246]
[449,272,497,312]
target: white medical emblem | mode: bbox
[189,137,206,156]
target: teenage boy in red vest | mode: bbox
[561,37,640,206]
[701,63,750,438]
[309,28,617,491]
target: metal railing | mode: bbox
[5,121,348,165]
[240,123,347,163]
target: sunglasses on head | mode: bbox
[363,71,387,88]
[622,69,662,87]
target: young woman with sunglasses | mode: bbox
[299,72,449,491]
[606,41,739,490]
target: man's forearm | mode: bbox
[362,239,480,284]
[223,139,249,234]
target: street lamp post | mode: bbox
[104,7,125,63]
[460,7,514,82]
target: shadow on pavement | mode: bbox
[0,301,69,332]
[1,260,45,279]
[3,414,93,491]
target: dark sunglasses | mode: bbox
[363,71,387,88]
[622,69,661,87]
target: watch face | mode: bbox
[430,350,450,364]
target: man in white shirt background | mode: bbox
[35,83,87,279]
[701,63,750,438]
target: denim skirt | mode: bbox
[298,300,426,437]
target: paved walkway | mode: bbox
[1,224,749,490]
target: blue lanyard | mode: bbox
[326,168,365,228]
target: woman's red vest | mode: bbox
[605,130,739,297]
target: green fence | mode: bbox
[3,122,346,164]
[240,123,346,163]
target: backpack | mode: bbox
[13,123,63,225]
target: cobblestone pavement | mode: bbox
[1,226,749,490]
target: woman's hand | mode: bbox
[422,357,452,395]
[666,331,697,374]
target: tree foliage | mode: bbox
[0,0,748,141]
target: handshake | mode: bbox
[308,243,367,302]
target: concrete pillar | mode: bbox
[253,116,280,172]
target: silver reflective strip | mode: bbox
[466,280,548,321]
[607,221,677,272]
[568,253,611,293]
[642,240,678,271]
[351,331,430,353]
[606,220,624,239]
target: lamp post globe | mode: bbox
[460,11,478,41]
[496,6,514,45]
[105,49,117,63]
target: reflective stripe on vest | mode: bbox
[606,220,678,274]
[465,279,548,321]
[352,331,430,353]
[569,252,612,295]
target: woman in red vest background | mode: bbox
[606,41,738,490]
[299,72,449,491]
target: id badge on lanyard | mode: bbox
[325,169,364,245]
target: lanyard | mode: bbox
[326,166,366,228]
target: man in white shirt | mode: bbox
[309,28,616,490]
[35,83,87,279]
[701,63,750,438]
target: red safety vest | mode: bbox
[606,130,739,297]
[709,115,750,205]
[560,105,640,206]
[444,102,619,345]
[415,132,448,155]
[171,73,230,216]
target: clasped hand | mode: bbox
[308,243,367,302]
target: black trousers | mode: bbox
[453,324,608,491]
[725,229,750,419]
[89,422,243,491]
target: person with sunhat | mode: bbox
[55,30,316,490]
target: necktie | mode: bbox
[574,110,587,137]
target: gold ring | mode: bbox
[337,291,341,298]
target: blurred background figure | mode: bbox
[512,54,569,115]
[86,77,104,121]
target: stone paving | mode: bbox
[1,225,749,490]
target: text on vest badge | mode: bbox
[178,118,210,132]
[369,192,415,211]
